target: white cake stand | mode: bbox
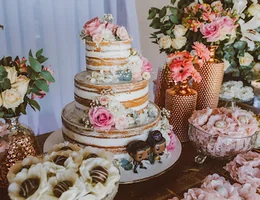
[43,129,182,184]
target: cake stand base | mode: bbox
[43,129,182,184]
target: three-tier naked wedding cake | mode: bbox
[61,14,175,161]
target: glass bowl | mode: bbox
[188,123,257,164]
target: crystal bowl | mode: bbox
[188,123,257,164]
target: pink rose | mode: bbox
[116,26,129,40]
[84,17,105,37]
[0,121,9,137]
[141,57,152,72]
[115,116,129,131]
[31,90,46,100]
[89,107,115,131]
[200,20,222,42]
[92,34,102,44]
[0,139,8,153]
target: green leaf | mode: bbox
[233,41,247,50]
[19,103,27,115]
[149,17,160,27]
[31,87,41,95]
[0,66,7,79]
[149,7,160,13]
[29,50,33,57]
[169,15,178,24]
[36,49,43,58]
[40,71,55,82]
[29,56,42,72]
[148,10,157,20]
[171,0,176,5]
[28,99,40,111]
[159,6,167,18]
[1,78,11,90]
[35,79,49,92]
[37,56,48,64]
[169,7,178,15]
[0,111,4,118]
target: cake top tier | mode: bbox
[80,14,130,43]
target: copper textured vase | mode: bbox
[165,80,197,142]
[196,46,224,110]
[154,65,173,109]
[0,116,40,188]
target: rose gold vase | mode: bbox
[165,80,197,142]
[196,46,224,110]
[154,65,173,109]
[0,116,40,188]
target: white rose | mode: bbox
[12,75,30,97]
[142,72,151,80]
[101,29,115,41]
[116,26,129,40]
[171,36,187,49]
[232,0,247,14]
[253,63,260,73]
[223,59,231,71]
[173,25,187,38]
[158,36,172,49]
[248,3,260,16]
[92,34,103,44]
[2,88,23,109]
[239,52,254,66]
[5,66,17,84]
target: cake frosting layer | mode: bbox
[74,71,149,112]
[62,102,161,158]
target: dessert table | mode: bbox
[0,102,259,200]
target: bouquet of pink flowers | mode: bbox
[166,42,210,83]
[149,0,260,82]
[80,14,130,43]
[0,49,55,118]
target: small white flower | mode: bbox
[142,72,151,80]
[248,3,260,16]
[158,36,172,49]
[239,52,254,66]
[101,29,115,41]
[171,36,187,49]
[173,25,187,38]
[5,66,17,84]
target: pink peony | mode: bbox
[141,57,152,72]
[0,121,9,137]
[115,116,129,131]
[84,17,105,37]
[192,42,210,61]
[92,34,103,44]
[200,20,222,42]
[89,106,115,131]
[106,23,118,34]
[116,26,129,40]
[0,139,8,153]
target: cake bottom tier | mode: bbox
[61,101,161,159]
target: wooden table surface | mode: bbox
[0,133,232,200]
[0,102,259,200]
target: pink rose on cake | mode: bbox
[84,17,105,37]
[92,34,103,44]
[115,116,129,131]
[116,26,129,40]
[141,57,152,72]
[98,96,110,106]
[89,107,115,131]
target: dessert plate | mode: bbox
[44,129,182,184]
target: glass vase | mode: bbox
[0,116,40,188]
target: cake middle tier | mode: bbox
[74,71,149,112]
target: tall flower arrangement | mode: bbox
[0,49,55,118]
[149,0,260,83]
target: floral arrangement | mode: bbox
[170,173,260,200]
[149,0,260,82]
[7,143,120,200]
[81,89,158,131]
[220,81,254,102]
[166,42,210,83]
[87,49,152,83]
[189,107,258,137]
[224,151,260,190]
[80,14,130,43]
